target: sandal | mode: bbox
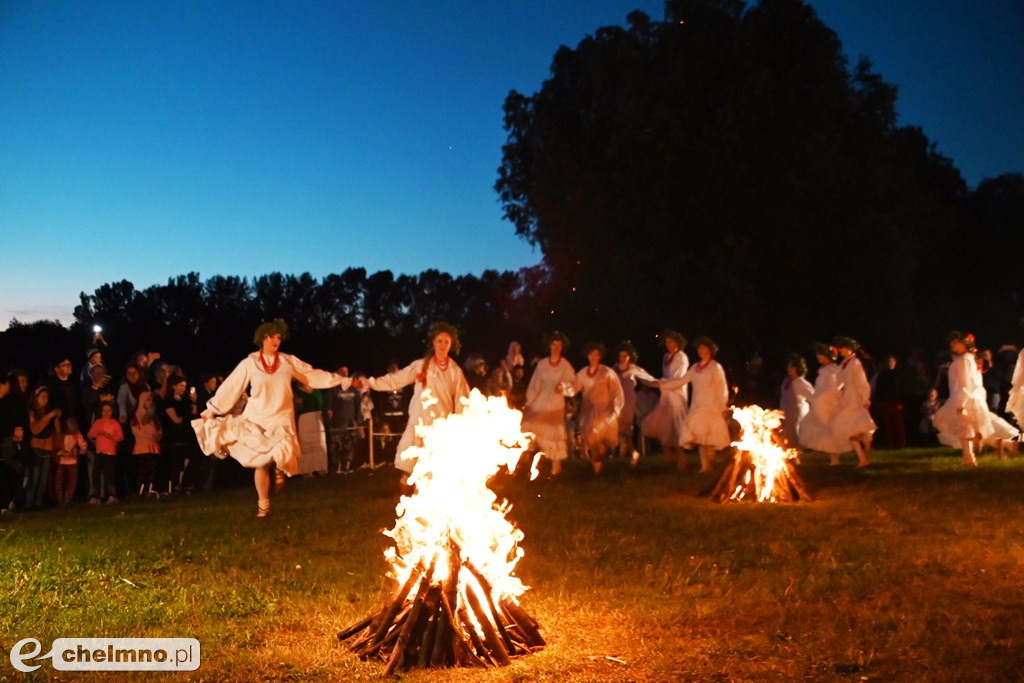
[256,504,270,519]
[274,468,287,493]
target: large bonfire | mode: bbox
[338,389,545,674]
[709,405,812,503]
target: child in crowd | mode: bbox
[132,392,162,497]
[55,418,87,506]
[88,402,124,503]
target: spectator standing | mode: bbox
[132,391,162,497]
[87,402,123,503]
[327,367,361,473]
[0,375,28,511]
[55,418,87,506]
[919,388,941,445]
[162,375,193,494]
[872,355,907,449]
[372,362,411,465]
[79,347,103,386]
[47,356,82,426]
[27,386,60,509]
[505,341,525,371]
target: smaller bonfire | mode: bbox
[338,391,545,674]
[709,405,812,503]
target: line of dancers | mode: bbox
[191,320,1024,516]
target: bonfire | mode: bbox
[709,405,812,503]
[338,390,545,674]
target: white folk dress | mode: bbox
[1006,349,1024,429]
[779,376,814,445]
[642,350,690,447]
[365,357,470,474]
[616,361,656,443]
[192,353,348,476]
[522,357,576,461]
[798,364,841,454]
[829,355,877,449]
[933,352,1019,447]
[661,359,731,450]
[573,364,625,449]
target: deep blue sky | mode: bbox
[1,1,1021,328]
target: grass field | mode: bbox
[2,448,1023,682]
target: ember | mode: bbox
[339,390,545,673]
[709,405,813,503]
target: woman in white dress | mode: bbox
[798,344,843,462]
[572,343,625,474]
[933,331,1019,464]
[364,323,470,489]
[779,354,814,447]
[829,336,876,467]
[657,336,730,472]
[193,320,353,518]
[1006,319,1024,432]
[522,331,575,477]
[642,330,690,470]
[614,340,656,465]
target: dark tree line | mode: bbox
[3,0,1022,382]
[496,0,1024,357]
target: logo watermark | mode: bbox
[10,638,200,672]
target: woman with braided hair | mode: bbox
[193,320,354,518]
[364,322,470,488]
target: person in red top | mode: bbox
[88,402,124,503]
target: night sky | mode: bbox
[1,0,1021,328]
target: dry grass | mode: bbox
[2,447,1023,682]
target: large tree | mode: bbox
[496,0,968,357]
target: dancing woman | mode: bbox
[642,330,690,470]
[522,331,575,477]
[779,354,814,447]
[1006,319,1024,432]
[656,336,730,472]
[828,336,876,467]
[572,342,624,474]
[193,320,353,517]
[932,331,1018,464]
[364,323,470,487]
[614,340,656,465]
[798,343,843,462]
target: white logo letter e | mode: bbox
[10,638,43,672]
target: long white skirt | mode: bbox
[681,405,731,450]
[1006,387,1024,430]
[192,413,302,475]
[799,389,841,454]
[296,412,328,475]
[642,390,688,447]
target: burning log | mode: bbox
[339,538,544,672]
[709,405,813,503]
[338,390,545,673]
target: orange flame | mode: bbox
[383,389,535,609]
[729,405,798,503]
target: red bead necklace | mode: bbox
[259,352,281,374]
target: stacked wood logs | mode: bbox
[708,450,813,503]
[338,544,544,674]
